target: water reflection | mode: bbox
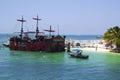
[1,48,120,80]
[9,51,66,64]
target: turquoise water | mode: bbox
[0,34,120,80]
[0,48,120,80]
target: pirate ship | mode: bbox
[9,16,65,52]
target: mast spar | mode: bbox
[17,16,26,39]
[33,15,41,38]
[44,25,55,37]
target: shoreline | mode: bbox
[65,46,110,53]
[71,47,110,52]
[65,39,113,53]
[70,47,120,54]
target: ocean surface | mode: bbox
[0,34,120,80]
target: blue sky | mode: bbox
[0,0,120,35]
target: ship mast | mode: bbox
[44,25,55,37]
[17,16,26,39]
[49,25,52,37]
[33,15,41,38]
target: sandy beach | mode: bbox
[66,47,110,53]
[66,39,111,53]
[75,47,110,52]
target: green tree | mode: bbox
[103,26,120,53]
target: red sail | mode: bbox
[33,18,41,20]
[17,19,26,22]
[44,30,55,32]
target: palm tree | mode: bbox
[103,26,120,53]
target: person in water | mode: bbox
[67,42,71,52]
